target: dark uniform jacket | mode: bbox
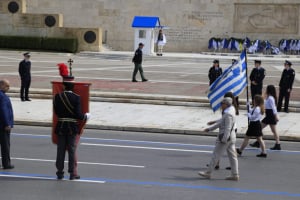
[208,66,222,85]
[53,91,86,135]
[0,90,14,130]
[250,67,265,87]
[132,48,143,64]
[279,68,295,90]
[19,60,31,81]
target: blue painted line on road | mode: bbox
[1,171,299,197]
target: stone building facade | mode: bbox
[1,0,300,52]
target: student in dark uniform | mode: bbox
[208,59,222,85]
[132,43,148,82]
[53,81,90,180]
[18,52,32,101]
[277,60,295,113]
[249,60,265,102]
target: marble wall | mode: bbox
[1,0,300,52]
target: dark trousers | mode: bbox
[277,88,290,112]
[73,134,80,176]
[56,134,76,176]
[20,79,31,100]
[250,85,262,101]
[0,129,11,168]
[132,63,146,81]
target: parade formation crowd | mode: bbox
[0,45,296,182]
[199,58,295,181]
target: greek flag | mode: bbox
[208,50,247,112]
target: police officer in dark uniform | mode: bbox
[132,42,148,82]
[53,81,90,180]
[208,59,222,85]
[277,60,295,113]
[18,52,31,101]
[249,60,265,102]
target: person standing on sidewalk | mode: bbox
[132,43,148,82]
[19,52,32,101]
[277,60,295,113]
[0,79,14,169]
[208,59,222,85]
[249,60,265,102]
[236,95,267,157]
[53,81,90,180]
[199,97,239,181]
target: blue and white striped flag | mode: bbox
[208,50,247,112]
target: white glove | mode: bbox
[85,113,91,120]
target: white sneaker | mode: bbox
[225,175,239,181]
[198,171,211,179]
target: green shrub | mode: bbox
[0,35,42,49]
[0,35,78,53]
[42,37,78,53]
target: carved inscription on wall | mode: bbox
[234,4,299,34]
[167,29,204,41]
[185,11,224,26]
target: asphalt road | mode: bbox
[1,125,299,200]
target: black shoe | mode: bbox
[25,99,31,101]
[256,153,267,158]
[236,148,242,156]
[225,166,231,170]
[132,80,138,82]
[284,110,289,113]
[70,174,80,180]
[250,141,260,148]
[142,79,148,82]
[21,99,25,102]
[3,165,14,169]
[270,144,281,150]
[56,171,64,180]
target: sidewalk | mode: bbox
[12,98,300,141]
[3,49,300,141]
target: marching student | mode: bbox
[236,95,267,157]
[250,85,281,150]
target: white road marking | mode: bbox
[0,174,105,183]
[81,143,212,153]
[10,157,145,168]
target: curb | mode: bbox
[8,90,300,112]
[15,120,300,142]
